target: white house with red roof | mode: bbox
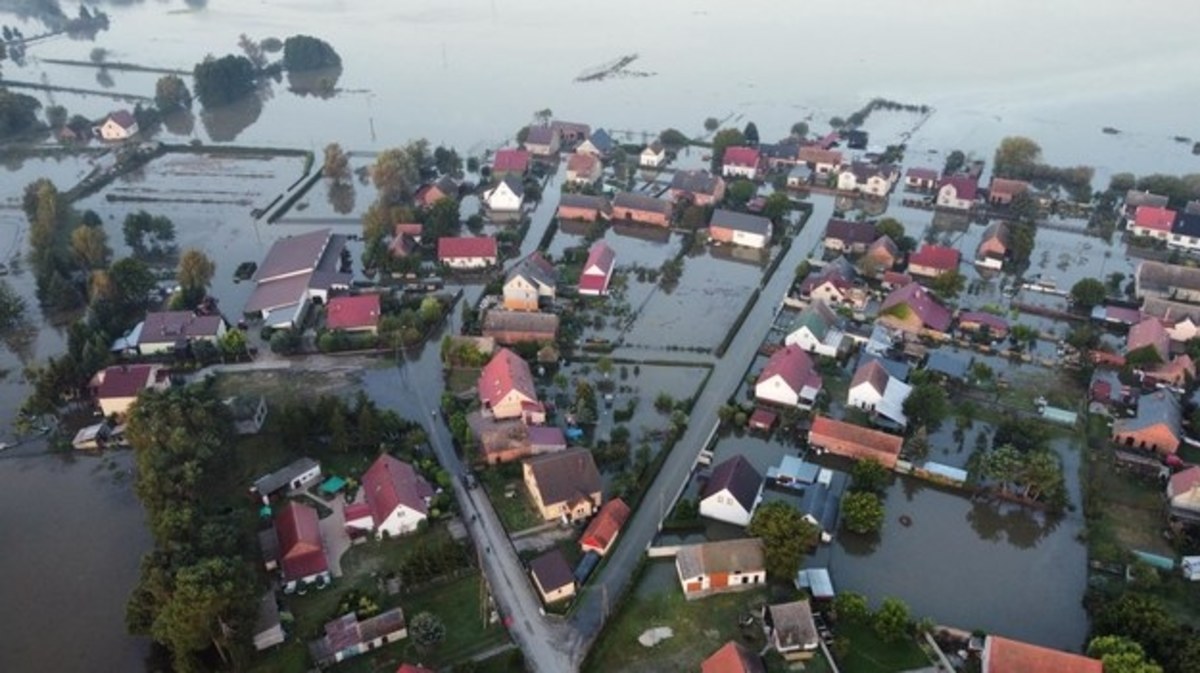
[478,348,540,421]
[907,244,961,278]
[325,294,381,334]
[96,109,138,140]
[755,345,823,409]
[1130,205,1177,240]
[936,175,977,210]
[566,153,602,185]
[345,455,434,538]
[90,363,167,417]
[437,236,498,269]
[722,146,761,180]
[271,501,331,593]
[579,240,616,296]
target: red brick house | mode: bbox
[988,177,1030,205]
[612,192,674,227]
[808,415,903,468]
[557,193,611,223]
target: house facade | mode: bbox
[936,175,977,210]
[988,178,1030,205]
[976,221,1010,270]
[437,236,498,269]
[676,538,766,600]
[797,147,843,176]
[822,219,878,254]
[722,146,761,180]
[503,252,557,311]
[522,125,561,156]
[904,167,938,191]
[135,310,228,355]
[478,348,539,421]
[345,454,433,539]
[523,448,603,522]
[98,110,138,140]
[640,142,666,168]
[784,300,845,357]
[557,193,611,222]
[483,176,525,212]
[612,192,674,227]
[668,170,726,206]
[709,209,773,249]
[565,153,602,185]
[846,359,912,428]
[755,345,823,409]
[579,240,616,296]
[1168,466,1200,520]
[580,498,630,556]
[699,456,763,527]
[90,364,166,418]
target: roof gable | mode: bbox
[362,454,433,524]
[478,348,537,408]
[702,455,763,512]
[758,345,822,395]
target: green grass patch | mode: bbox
[835,619,931,673]
[446,367,481,395]
[478,469,544,533]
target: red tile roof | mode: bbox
[748,408,777,429]
[989,177,1030,198]
[909,244,961,271]
[1133,205,1177,232]
[580,240,616,294]
[492,149,530,173]
[758,345,822,396]
[93,364,160,399]
[274,501,328,581]
[798,146,843,166]
[958,311,1009,333]
[1127,317,1169,359]
[580,498,630,553]
[905,167,939,181]
[438,236,498,261]
[1170,466,1200,498]
[362,454,434,526]
[478,347,537,409]
[325,294,381,331]
[809,416,904,460]
[567,153,599,174]
[723,146,761,168]
[882,270,913,287]
[983,636,1102,673]
[702,641,765,673]
[938,174,978,201]
[394,222,424,239]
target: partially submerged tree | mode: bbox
[747,501,820,580]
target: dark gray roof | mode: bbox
[530,548,575,592]
[525,448,601,507]
[254,229,335,282]
[613,191,672,215]
[710,209,772,236]
[824,218,877,245]
[1090,368,1125,403]
[702,455,762,512]
[857,353,910,381]
[1137,261,1200,297]
[924,351,970,379]
[759,481,840,533]
[670,170,722,195]
[1126,190,1169,210]
[506,252,558,289]
[1115,391,1181,436]
[253,457,319,496]
[525,125,557,145]
[759,140,801,160]
[1175,212,1200,239]
[482,310,559,337]
[558,193,610,212]
[500,175,526,197]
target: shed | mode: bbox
[1132,550,1175,570]
[920,461,968,485]
[319,476,347,495]
[794,568,835,599]
[1040,406,1078,426]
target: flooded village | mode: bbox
[3,2,1200,673]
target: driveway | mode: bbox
[297,491,352,578]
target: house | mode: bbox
[243,228,351,328]
[309,609,407,667]
[414,176,458,208]
[522,125,561,156]
[784,300,846,357]
[491,149,531,178]
[701,641,766,673]
[981,635,1102,673]
[764,600,818,660]
[907,244,960,278]
[722,146,761,179]
[131,310,227,355]
[612,192,674,227]
[936,175,977,210]
[958,311,1010,340]
[550,120,590,145]
[823,219,877,254]
[579,240,616,296]
[787,165,813,189]
[478,348,539,421]
[389,223,422,257]
[253,592,285,651]
[482,310,559,345]
[808,415,903,468]
[503,252,558,311]
[1131,205,1176,239]
[668,170,726,206]
[881,270,913,290]
[523,448,603,522]
[976,221,1011,270]
[756,345,823,409]
[344,455,433,539]
[437,236,498,269]
[1168,466,1200,520]
[575,128,614,157]
[760,139,802,168]
[639,141,666,168]
[847,358,912,427]
[861,235,900,275]
[904,167,939,191]
[837,162,896,197]
[565,153,602,185]
[1146,354,1195,389]
[676,538,766,600]
[1169,211,1200,251]
[1113,391,1182,455]
[557,193,611,222]
[988,177,1030,205]
[529,548,576,604]
[90,364,166,418]
[699,456,763,527]
[580,498,630,556]
[1125,189,1170,216]
[709,209,773,249]
[1127,317,1170,363]
[1089,368,1128,407]
[251,457,322,504]
[227,394,269,435]
[798,258,866,309]
[1142,296,1200,343]
[96,109,138,140]
[325,294,381,334]
[482,176,525,212]
[72,421,116,450]
[1135,261,1200,304]
[272,501,331,592]
[472,419,563,465]
[878,282,953,335]
[797,146,843,175]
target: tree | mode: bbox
[841,491,885,534]
[1070,277,1107,308]
[44,104,67,129]
[1088,636,1163,673]
[0,279,25,330]
[1107,272,1126,294]
[943,150,966,175]
[929,268,966,299]
[410,612,446,649]
[659,128,689,146]
[703,117,719,132]
[850,459,889,494]
[424,197,461,239]
[834,592,869,621]
[192,54,257,108]
[903,382,948,431]
[122,211,175,256]
[761,192,790,224]
[994,136,1042,178]
[282,35,342,71]
[790,121,809,138]
[597,356,614,377]
[746,501,820,580]
[432,145,461,175]
[1009,323,1038,350]
[69,224,111,270]
[742,121,759,146]
[154,75,192,111]
[710,128,745,171]
[1009,191,1038,221]
[872,597,910,643]
[1109,173,1137,194]
[322,142,350,182]
[418,296,442,324]
[372,142,425,204]
[654,393,674,414]
[109,257,156,309]
[726,179,757,207]
[876,217,905,242]
[177,250,215,308]
[0,88,42,137]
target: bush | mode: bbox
[282,35,342,71]
[192,54,256,108]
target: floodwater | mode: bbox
[4,0,1200,669]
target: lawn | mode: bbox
[1083,446,1173,560]
[834,619,932,673]
[446,367,481,395]
[478,467,544,533]
[584,573,770,673]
